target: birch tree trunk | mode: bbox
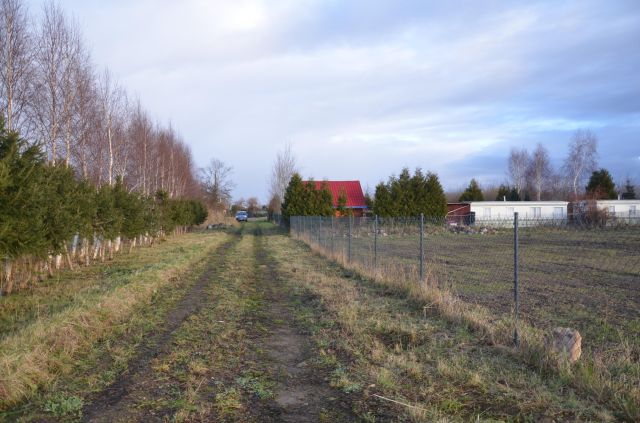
[2,258,13,295]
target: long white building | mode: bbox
[469,201,569,221]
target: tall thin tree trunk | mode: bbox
[3,258,13,295]
[47,256,54,278]
[84,238,91,266]
[63,241,74,270]
[108,124,113,185]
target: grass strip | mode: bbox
[0,232,227,411]
[270,231,621,421]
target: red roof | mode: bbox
[305,180,367,208]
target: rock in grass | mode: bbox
[550,327,582,363]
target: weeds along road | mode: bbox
[2,222,622,422]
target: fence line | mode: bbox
[288,214,640,355]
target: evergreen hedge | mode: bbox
[0,120,208,294]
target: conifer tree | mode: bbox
[41,165,84,255]
[459,178,484,202]
[496,184,520,201]
[282,173,305,222]
[336,188,352,217]
[373,168,447,218]
[586,168,617,199]
[94,184,123,241]
[373,182,394,216]
[412,168,429,213]
[392,168,414,216]
[621,178,636,200]
[316,181,334,216]
[423,172,447,218]
[0,120,47,293]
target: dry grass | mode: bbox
[0,232,227,410]
[271,231,631,421]
[293,231,640,422]
[204,210,237,227]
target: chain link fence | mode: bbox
[289,214,640,358]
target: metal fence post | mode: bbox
[420,213,424,283]
[514,212,520,347]
[331,216,334,255]
[374,215,378,271]
[348,216,352,263]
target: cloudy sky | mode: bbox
[29,0,640,201]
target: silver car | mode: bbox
[235,211,248,222]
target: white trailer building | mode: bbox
[594,199,640,219]
[469,201,569,223]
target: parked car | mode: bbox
[235,211,248,222]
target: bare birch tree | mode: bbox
[127,99,153,193]
[97,68,126,185]
[71,57,97,179]
[269,142,298,213]
[200,158,234,210]
[0,0,33,135]
[526,143,552,201]
[33,1,75,164]
[507,147,529,199]
[0,0,202,199]
[563,129,598,200]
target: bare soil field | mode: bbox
[335,225,640,355]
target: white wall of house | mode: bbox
[594,200,640,218]
[469,201,569,221]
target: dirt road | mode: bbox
[80,225,355,422]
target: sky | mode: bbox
[28,0,640,201]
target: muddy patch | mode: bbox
[81,234,240,422]
[251,233,355,423]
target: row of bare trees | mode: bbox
[507,129,598,201]
[0,0,200,197]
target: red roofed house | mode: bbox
[305,180,368,217]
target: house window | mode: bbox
[553,207,563,218]
[530,207,541,218]
[630,205,637,217]
[483,208,491,218]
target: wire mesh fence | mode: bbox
[289,214,640,357]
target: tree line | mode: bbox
[0,122,207,294]
[373,168,447,217]
[281,174,337,222]
[277,167,448,222]
[0,0,201,197]
[457,129,636,202]
[0,0,208,295]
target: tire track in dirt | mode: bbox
[250,226,356,422]
[81,232,240,423]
